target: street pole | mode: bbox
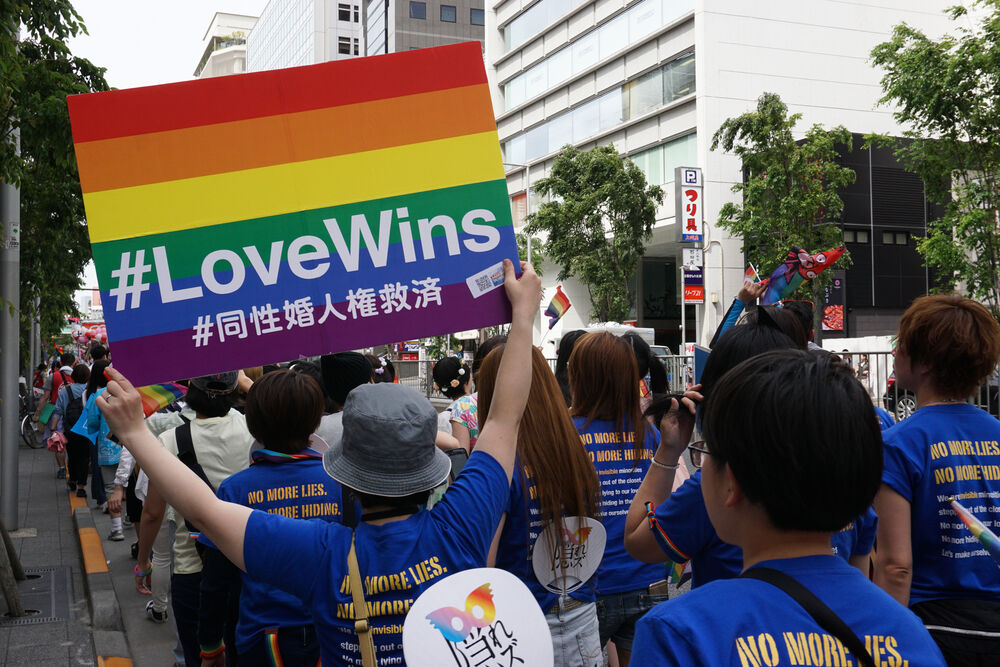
[0,128,20,529]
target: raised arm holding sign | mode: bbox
[97,260,541,666]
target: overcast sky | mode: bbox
[67,0,270,90]
[67,1,270,287]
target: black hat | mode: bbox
[320,352,373,406]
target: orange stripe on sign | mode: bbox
[79,526,109,574]
[74,84,496,194]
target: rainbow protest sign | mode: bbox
[68,43,518,386]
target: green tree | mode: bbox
[870,1,1000,320]
[2,2,110,355]
[711,92,855,335]
[526,145,663,323]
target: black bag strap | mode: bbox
[174,421,214,493]
[741,567,876,667]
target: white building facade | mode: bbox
[487,0,953,351]
[194,13,258,79]
[248,0,365,71]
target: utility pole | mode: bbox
[0,128,20,529]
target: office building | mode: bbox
[487,0,954,348]
[247,0,365,72]
[365,0,485,55]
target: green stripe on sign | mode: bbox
[91,179,513,290]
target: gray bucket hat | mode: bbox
[323,383,451,497]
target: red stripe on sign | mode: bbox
[67,42,486,143]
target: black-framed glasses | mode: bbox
[688,441,711,469]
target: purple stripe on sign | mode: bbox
[109,282,512,387]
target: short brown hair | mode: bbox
[897,295,1000,398]
[245,369,324,453]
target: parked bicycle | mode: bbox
[18,384,42,449]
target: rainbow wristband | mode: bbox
[134,563,152,577]
[200,640,225,659]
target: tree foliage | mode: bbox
[870,1,1000,320]
[526,145,662,323]
[1,2,109,356]
[711,93,855,335]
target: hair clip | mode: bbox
[374,368,384,375]
[450,379,460,387]
[458,367,465,376]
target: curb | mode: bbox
[71,497,134,666]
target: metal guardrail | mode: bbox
[405,352,1000,423]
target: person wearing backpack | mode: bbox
[55,364,90,496]
[135,371,253,667]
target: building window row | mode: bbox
[338,36,360,55]
[882,231,909,245]
[843,229,869,244]
[503,52,695,165]
[628,132,697,187]
[503,0,694,111]
[408,1,483,24]
[502,0,590,53]
[338,3,361,21]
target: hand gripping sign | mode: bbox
[403,568,553,667]
[67,43,519,387]
[531,517,606,595]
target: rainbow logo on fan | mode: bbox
[425,583,496,642]
[561,526,593,546]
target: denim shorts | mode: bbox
[545,600,603,667]
[596,588,669,651]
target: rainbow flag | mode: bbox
[67,43,518,387]
[742,263,760,285]
[950,497,1000,565]
[545,286,572,329]
[137,383,186,418]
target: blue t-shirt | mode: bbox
[874,406,895,430]
[243,450,508,666]
[882,403,1000,605]
[215,452,343,653]
[649,471,743,588]
[573,416,664,594]
[830,507,878,561]
[632,555,945,666]
[495,460,596,612]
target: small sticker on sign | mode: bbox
[466,262,505,298]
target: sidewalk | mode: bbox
[0,443,178,666]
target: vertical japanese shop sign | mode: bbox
[683,268,704,305]
[675,166,703,243]
[822,271,845,331]
[67,43,518,386]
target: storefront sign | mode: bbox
[675,167,703,243]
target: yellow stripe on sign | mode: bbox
[83,131,505,244]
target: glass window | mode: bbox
[410,1,426,19]
[338,3,352,20]
[547,49,572,86]
[598,14,627,60]
[441,4,456,22]
[629,134,697,186]
[470,8,485,25]
[354,5,360,21]
[571,32,599,72]
[338,36,352,54]
[502,0,695,111]
[353,37,359,55]
[844,230,856,243]
[896,232,908,245]
[504,135,526,165]
[664,53,696,101]
[881,231,895,244]
[858,230,869,243]
[624,67,663,120]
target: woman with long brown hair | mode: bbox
[569,332,665,667]
[478,345,603,667]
